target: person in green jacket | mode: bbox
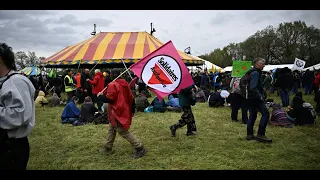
[169,84,198,136]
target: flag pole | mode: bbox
[99,67,131,93]
[89,60,101,73]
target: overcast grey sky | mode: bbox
[0,10,319,58]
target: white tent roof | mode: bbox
[263,64,294,72]
[303,63,320,71]
[188,56,222,72]
[223,64,294,72]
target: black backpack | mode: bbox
[239,70,255,99]
[0,73,19,144]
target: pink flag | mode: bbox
[130,40,194,100]
[129,77,138,87]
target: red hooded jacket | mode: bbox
[106,79,134,130]
[88,72,105,94]
[314,72,320,86]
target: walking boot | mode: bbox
[170,125,177,137]
[246,134,255,140]
[186,123,196,136]
[99,145,114,155]
[255,134,272,143]
[132,146,148,159]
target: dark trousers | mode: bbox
[231,93,249,123]
[292,85,298,94]
[247,100,270,136]
[0,137,30,170]
[172,106,196,133]
[316,102,320,114]
[92,94,103,111]
[279,89,290,107]
[305,83,313,95]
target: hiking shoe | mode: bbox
[132,147,147,159]
[255,135,272,143]
[170,125,176,137]
[186,131,196,136]
[99,145,114,155]
[246,134,255,140]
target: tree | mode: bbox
[26,51,40,66]
[15,51,28,69]
[200,20,320,67]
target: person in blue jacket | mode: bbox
[61,96,81,124]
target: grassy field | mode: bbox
[28,90,320,170]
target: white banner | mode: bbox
[292,58,306,70]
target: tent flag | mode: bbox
[130,40,194,101]
[231,61,252,77]
[292,58,306,70]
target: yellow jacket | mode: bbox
[35,91,48,107]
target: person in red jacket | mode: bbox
[87,69,104,111]
[97,69,147,159]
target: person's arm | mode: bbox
[250,71,263,101]
[97,83,117,103]
[0,82,34,129]
[88,76,98,85]
[98,95,114,103]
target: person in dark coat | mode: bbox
[135,91,150,112]
[169,84,198,136]
[80,96,99,123]
[274,67,293,107]
[303,69,314,95]
[80,68,92,101]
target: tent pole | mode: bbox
[120,59,133,80]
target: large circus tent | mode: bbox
[41,32,204,68]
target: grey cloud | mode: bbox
[0,16,75,54]
[251,14,274,24]
[16,17,45,29]
[54,14,113,27]
[210,13,235,26]
[52,26,75,34]
[0,10,52,20]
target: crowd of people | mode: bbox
[0,41,318,170]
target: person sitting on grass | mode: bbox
[269,103,295,128]
[79,96,99,124]
[151,96,166,113]
[166,94,182,112]
[34,90,48,107]
[61,96,81,124]
[48,93,61,107]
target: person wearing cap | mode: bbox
[97,69,147,159]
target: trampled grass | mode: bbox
[28,90,320,170]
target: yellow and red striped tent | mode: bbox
[41,32,204,68]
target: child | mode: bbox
[270,103,295,128]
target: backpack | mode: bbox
[302,103,317,124]
[239,70,255,99]
[0,72,19,144]
[232,77,241,94]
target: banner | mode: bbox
[231,61,252,77]
[292,58,306,70]
[130,41,194,100]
